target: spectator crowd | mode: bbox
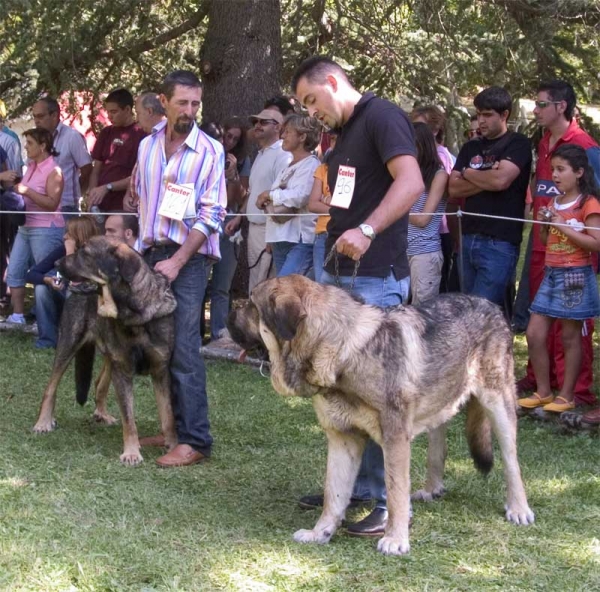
[1,61,600,503]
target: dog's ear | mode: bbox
[261,293,306,341]
[115,243,142,283]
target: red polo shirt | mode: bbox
[532,119,598,252]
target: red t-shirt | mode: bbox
[91,123,146,212]
[545,194,600,267]
[533,120,598,252]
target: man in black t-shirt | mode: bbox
[291,56,424,537]
[449,86,531,307]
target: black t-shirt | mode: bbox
[453,132,532,245]
[325,93,416,278]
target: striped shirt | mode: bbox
[134,120,227,259]
[407,171,446,256]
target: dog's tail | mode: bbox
[75,343,95,405]
[465,397,493,474]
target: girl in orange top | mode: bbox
[520,144,600,413]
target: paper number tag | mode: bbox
[158,183,195,221]
[330,165,356,209]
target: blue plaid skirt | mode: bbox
[530,265,600,320]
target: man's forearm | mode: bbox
[364,176,423,234]
[462,167,510,192]
[448,175,480,200]
[171,228,207,268]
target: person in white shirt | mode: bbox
[225,109,291,293]
[256,114,320,276]
[32,97,93,213]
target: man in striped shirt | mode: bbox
[133,70,227,467]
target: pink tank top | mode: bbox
[23,156,65,228]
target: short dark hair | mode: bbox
[105,88,134,109]
[200,121,223,142]
[264,95,295,116]
[161,70,202,100]
[23,127,58,156]
[36,96,60,116]
[473,86,512,116]
[291,56,350,94]
[537,79,576,122]
[107,212,139,238]
[138,92,165,116]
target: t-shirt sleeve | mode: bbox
[90,128,109,161]
[453,143,470,172]
[500,134,532,171]
[70,130,93,168]
[239,156,252,178]
[367,104,416,165]
[582,196,600,221]
[585,146,600,186]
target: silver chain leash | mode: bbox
[323,244,361,291]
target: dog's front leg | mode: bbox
[378,427,412,556]
[111,367,143,466]
[412,423,447,502]
[294,430,365,545]
[92,357,118,425]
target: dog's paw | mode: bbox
[293,528,332,545]
[92,410,118,426]
[505,504,535,525]
[120,450,143,466]
[377,536,410,556]
[32,418,57,433]
[411,486,446,502]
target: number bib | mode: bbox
[330,165,356,209]
[158,183,196,221]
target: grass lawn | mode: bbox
[0,329,599,591]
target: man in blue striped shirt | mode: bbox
[134,70,226,467]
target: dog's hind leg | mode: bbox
[412,423,447,502]
[110,366,143,466]
[293,429,366,545]
[151,365,177,450]
[478,389,535,526]
[92,357,118,426]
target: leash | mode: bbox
[323,243,361,291]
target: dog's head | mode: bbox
[58,236,177,324]
[227,275,312,358]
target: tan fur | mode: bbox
[228,275,535,556]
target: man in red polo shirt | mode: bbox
[518,80,600,407]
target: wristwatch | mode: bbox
[106,183,114,192]
[358,223,376,241]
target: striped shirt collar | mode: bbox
[150,119,207,154]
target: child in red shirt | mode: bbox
[520,144,600,413]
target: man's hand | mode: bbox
[123,191,138,213]
[224,216,241,236]
[154,257,183,283]
[256,191,271,210]
[43,276,64,291]
[88,185,109,206]
[335,228,372,261]
[0,170,19,184]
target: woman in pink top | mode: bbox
[5,128,64,324]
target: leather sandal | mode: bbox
[518,392,554,409]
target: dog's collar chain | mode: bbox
[323,245,360,291]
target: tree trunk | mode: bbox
[201,0,282,124]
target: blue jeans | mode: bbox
[210,233,238,340]
[271,240,314,277]
[320,268,410,507]
[34,284,65,348]
[144,246,213,455]
[512,230,532,330]
[7,225,65,287]
[461,234,518,307]
[312,233,327,283]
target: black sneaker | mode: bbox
[298,493,372,510]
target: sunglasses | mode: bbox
[252,119,278,126]
[534,100,562,109]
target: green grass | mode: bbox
[0,330,599,591]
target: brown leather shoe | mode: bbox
[155,444,206,467]
[139,434,166,447]
[582,407,600,426]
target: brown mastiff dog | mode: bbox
[33,236,178,465]
[228,275,534,555]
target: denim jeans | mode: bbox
[34,284,65,348]
[320,268,410,507]
[7,225,65,287]
[461,234,518,307]
[312,233,327,283]
[512,230,533,330]
[210,232,238,340]
[144,246,213,455]
[271,240,314,277]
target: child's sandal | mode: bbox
[543,396,575,413]
[518,392,554,409]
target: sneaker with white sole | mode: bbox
[5,314,26,325]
